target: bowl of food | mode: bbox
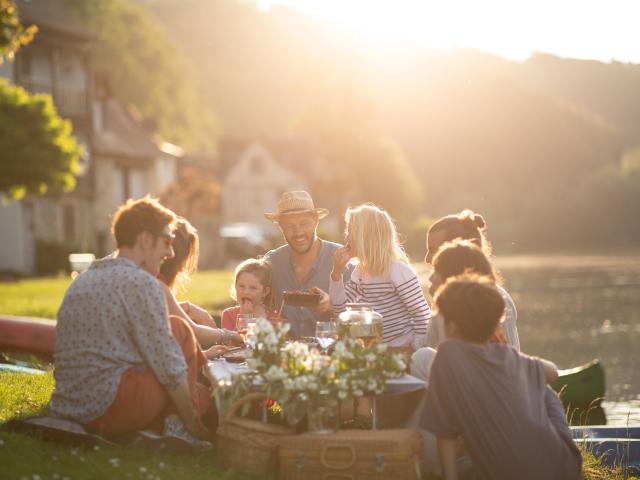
[283,290,321,307]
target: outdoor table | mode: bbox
[207,359,427,429]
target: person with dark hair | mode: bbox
[157,218,242,356]
[424,210,519,350]
[420,274,581,480]
[50,197,211,441]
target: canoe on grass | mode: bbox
[551,358,605,407]
[572,426,640,473]
[0,315,56,361]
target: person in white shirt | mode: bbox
[329,204,431,350]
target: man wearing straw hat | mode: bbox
[264,190,341,337]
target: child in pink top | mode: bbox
[221,258,279,331]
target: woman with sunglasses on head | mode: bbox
[157,218,243,359]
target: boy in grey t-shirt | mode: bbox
[420,275,581,480]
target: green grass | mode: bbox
[0,372,247,480]
[0,269,235,321]
[0,276,72,319]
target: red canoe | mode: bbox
[0,316,56,361]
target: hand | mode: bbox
[239,298,253,314]
[184,417,211,441]
[203,344,233,359]
[222,329,244,347]
[309,286,332,315]
[332,245,352,281]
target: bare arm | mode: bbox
[166,379,210,440]
[438,437,459,480]
[160,282,242,348]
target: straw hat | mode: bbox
[264,190,329,223]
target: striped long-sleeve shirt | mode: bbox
[330,261,431,349]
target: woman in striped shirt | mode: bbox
[329,204,431,350]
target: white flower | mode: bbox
[108,458,120,467]
[139,466,147,473]
[376,343,388,353]
[365,353,376,363]
[338,390,348,400]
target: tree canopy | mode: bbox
[66,0,218,151]
[0,0,37,64]
[0,80,82,199]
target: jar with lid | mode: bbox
[337,303,383,346]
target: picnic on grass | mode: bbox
[3,190,586,480]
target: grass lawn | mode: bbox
[0,372,246,480]
[0,269,235,321]
[0,273,637,479]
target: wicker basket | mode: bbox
[216,392,294,477]
[278,429,423,480]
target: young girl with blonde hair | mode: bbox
[330,204,431,349]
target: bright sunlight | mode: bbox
[262,0,640,62]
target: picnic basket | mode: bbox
[278,428,423,480]
[216,392,294,477]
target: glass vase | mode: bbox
[307,391,340,434]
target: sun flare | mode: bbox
[265,0,640,63]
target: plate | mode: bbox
[283,291,321,307]
[221,347,250,363]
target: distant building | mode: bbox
[0,0,182,275]
[217,137,339,240]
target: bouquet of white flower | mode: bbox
[214,318,407,430]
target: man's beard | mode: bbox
[287,232,316,254]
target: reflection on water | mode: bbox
[417,253,640,425]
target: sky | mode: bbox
[257,0,640,63]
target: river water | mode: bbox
[417,253,640,425]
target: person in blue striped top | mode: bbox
[329,204,431,350]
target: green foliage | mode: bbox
[0,0,37,63]
[66,0,218,150]
[0,80,81,199]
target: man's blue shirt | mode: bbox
[263,239,341,337]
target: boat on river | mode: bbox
[551,358,605,408]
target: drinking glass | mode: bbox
[315,320,337,350]
[236,313,255,342]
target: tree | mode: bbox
[159,165,220,219]
[66,0,218,151]
[0,0,37,63]
[0,80,82,199]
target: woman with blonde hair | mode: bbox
[330,204,431,350]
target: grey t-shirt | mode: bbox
[263,239,341,337]
[421,340,581,480]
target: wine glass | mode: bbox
[315,320,337,349]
